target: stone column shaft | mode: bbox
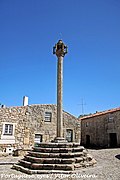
[53,40,67,142]
[57,56,63,138]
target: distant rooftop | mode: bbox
[80,107,120,120]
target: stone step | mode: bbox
[59,152,84,158]
[12,164,33,174]
[36,142,81,148]
[33,147,71,153]
[13,160,95,175]
[12,164,73,174]
[19,159,31,168]
[0,162,17,165]
[28,151,51,158]
[31,163,74,171]
[33,147,84,153]
[24,155,76,164]
[28,151,84,158]
[18,159,74,171]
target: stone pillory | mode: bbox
[12,41,96,174]
[53,40,67,142]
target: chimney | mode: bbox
[23,96,28,106]
[1,105,6,108]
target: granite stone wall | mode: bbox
[81,110,120,148]
[0,104,81,152]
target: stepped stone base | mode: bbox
[12,142,96,174]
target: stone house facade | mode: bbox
[80,107,120,148]
[0,104,80,153]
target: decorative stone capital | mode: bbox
[53,40,68,57]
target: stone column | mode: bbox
[57,55,63,138]
[53,40,68,142]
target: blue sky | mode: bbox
[0,0,120,117]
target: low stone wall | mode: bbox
[13,148,32,157]
[0,152,10,157]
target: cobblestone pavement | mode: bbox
[0,148,120,180]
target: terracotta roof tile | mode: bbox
[80,107,120,120]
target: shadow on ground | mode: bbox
[115,154,120,160]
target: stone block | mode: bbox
[83,149,88,155]
[72,147,84,152]
[43,158,59,164]
[61,158,75,164]
[86,154,93,161]
[90,158,97,165]
[31,163,43,170]
[75,157,83,163]
[53,164,74,171]
[51,148,60,153]
[65,164,74,171]
[60,153,74,158]
[74,163,82,168]
[49,153,60,158]
[43,164,55,170]
[83,157,87,161]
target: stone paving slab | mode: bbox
[0,156,22,165]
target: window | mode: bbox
[45,112,52,122]
[86,122,89,127]
[108,113,114,122]
[34,134,42,143]
[4,124,13,135]
[34,134,42,147]
[0,122,16,144]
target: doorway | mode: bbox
[109,133,117,147]
[66,129,73,142]
[86,135,90,147]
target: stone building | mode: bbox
[0,104,80,153]
[80,107,120,148]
